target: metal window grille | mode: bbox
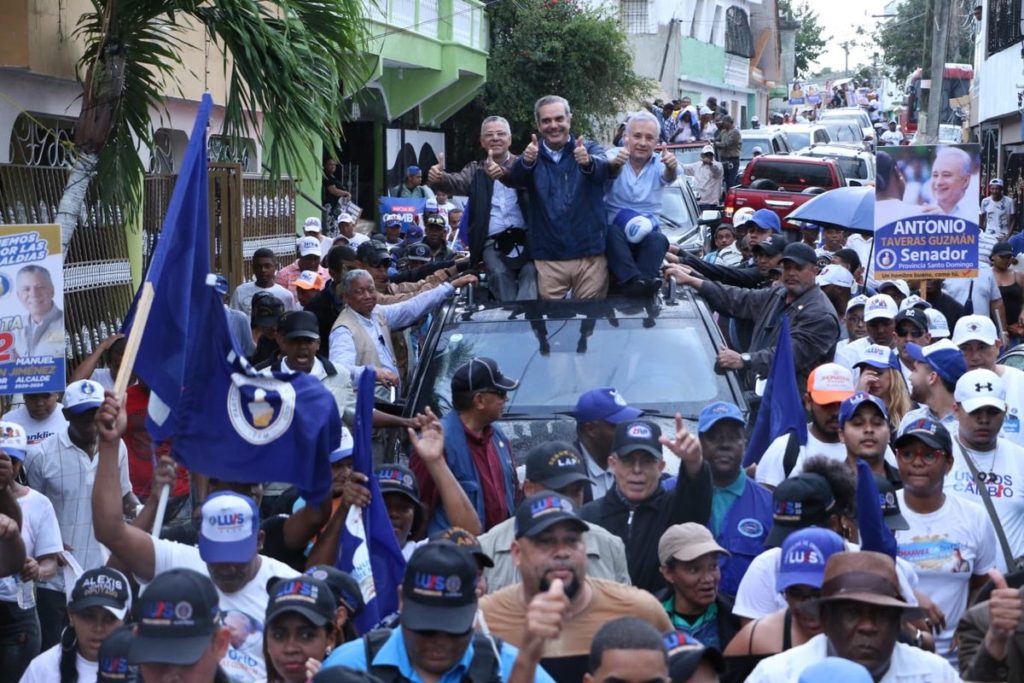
[619,0,649,33]
[725,6,753,57]
[988,0,1023,55]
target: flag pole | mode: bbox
[110,282,170,537]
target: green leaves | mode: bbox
[778,0,829,78]
[73,0,369,217]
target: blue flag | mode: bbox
[457,197,470,249]
[855,460,897,559]
[337,367,406,633]
[743,316,809,466]
[171,284,339,503]
[124,94,214,441]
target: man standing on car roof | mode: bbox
[682,145,724,210]
[714,115,742,190]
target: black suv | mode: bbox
[400,286,748,471]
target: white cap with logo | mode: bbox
[64,379,105,415]
[955,368,1006,413]
[303,217,322,233]
[952,315,998,347]
[297,236,322,257]
[863,294,898,322]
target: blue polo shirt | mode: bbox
[321,627,556,683]
[710,470,748,536]
[604,149,670,221]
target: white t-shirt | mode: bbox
[146,539,300,683]
[229,281,298,317]
[945,437,1024,570]
[895,492,996,665]
[755,431,848,487]
[0,488,62,603]
[982,195,1015,241]
[943,266,1001,317]
[20,644,97,683]
[3,403,67,445]
[999,366,1024,448]
[733,543,919,620]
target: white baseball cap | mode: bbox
[337,213,354,225]
[816,264,854,289]
[952,315,998,347]
[297,236,322,258]
[732,206,756,227]
[0,421,27,460]
[925,309,950,338]
[330,426,354,464]
[877,279,910,298]
[303,217,322,233]
[701,144,715,155]
[955,368,1007,413]
[64,379,105,415]
[863,294,898,322]
[846,294,868,314]
[899,294,931,311]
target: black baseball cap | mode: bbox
[612,419,663,459]
[429,526,494,568]
[425,213,446,230]
[356,240,390,267]
[406,242,433,263]
[69,567,131,620]
[779,241,818,267]
[875,473,909,531]
[894,417,953,453]
[279,310,320,340]
[894,308,928,332]
[305,565,365,616]
[97,625,139,683]
[525,441,590,490]
[129,569,221,666]
[265,576,337,627]
[765,473,837,547]
[251,291,285,327]
[375,463,421,505]
[451,357,519,393]
[992,241,1015,257]
[400,541,479,634]
[751,234,787,257]
[514,491,589,540]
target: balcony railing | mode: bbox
[363,0,489,50]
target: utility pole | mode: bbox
[839,40,854,74]
[924,0,950,142]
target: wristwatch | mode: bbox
[739,353,751,368]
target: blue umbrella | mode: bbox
[786,185,874,234]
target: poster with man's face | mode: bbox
[0,224,65,394]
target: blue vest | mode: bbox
[429,411,517,535]
[716,478,774,598]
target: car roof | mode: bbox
[444,293,706,324]
[798,144,871,159]
[780,123,826,133]
[750,153,836,165]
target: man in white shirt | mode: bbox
[943,265,1005,324]
[981,178,1016,241]
[12,265,64,360]
[747,551,958,682]
[879,121,903,146]
[900,339,967,434]
[229,247,298,316]
[953,315,1024,446]
[569,387,642,501]
[836,294,898,373]
[3,392,67,445]
[946,369,1024,566]
[92,392,299,683]
[682,146,724,209]
[755,363,855,488]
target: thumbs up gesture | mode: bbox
[985,569,1022,659]
[660,146,678,172]
[427,152,445,185]
[609,146,629,169]
[522,578,570,661]
[484,148,505,180]
[573,135,591,167]
[523,134,539,164]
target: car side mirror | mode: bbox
[699,209,721,225]
[848,179,863,187]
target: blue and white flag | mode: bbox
[337,367,406,632]
[743,315,808,466]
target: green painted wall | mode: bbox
[679,38,725,82]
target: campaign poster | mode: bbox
[873,144,981,280]
[379,197,426,235]
[787,81,807,106]
[0,224,65,394]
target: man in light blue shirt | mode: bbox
[322,541,556,682]
[604,111,676,297]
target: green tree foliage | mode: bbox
[779,0,829,77]
[875,0,974,84]
[446,0,649,166]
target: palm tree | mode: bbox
[57,0,369,250]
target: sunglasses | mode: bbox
[476,389,507,399]
[895,327,926,339]
[895,447,945,465]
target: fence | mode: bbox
[0,164,135,373]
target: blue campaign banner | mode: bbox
[873,144,982,280]
[379,197,425,235]
[0,223,65,395]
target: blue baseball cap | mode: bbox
[403,224,424,243]
[406,165,422,177]
[906,339,967,387]
[777,527,846,592]
[748,208,782,234]
[571,387,642,424]
[853,343,900,370]
[838,391,889,427]
[698,401,744,434]
[198,492,260,564]
[330,426,354,464]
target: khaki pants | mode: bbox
[535,255,609,300]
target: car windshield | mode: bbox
[749,160,834,187]
[419,312,727,418]
[803,152,867,180]
[672,147,704,165]
[741,137,771,160]
[786,132,811,150]
[823,123,857,143]
[659,182,700,243]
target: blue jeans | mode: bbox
[0,600,41,681]
[606,228,669,284]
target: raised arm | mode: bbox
[407,407,482,535]
[70,333,123,383]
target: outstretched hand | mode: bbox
[408,407,445,464]
[573,135,591,166]
[658,413,702,468]
[96,391,127,443]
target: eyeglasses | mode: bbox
[845,315,864,325]
[895,447,945,464]
[477,389,507,399]
[784,587,821,603]
[895,327,926,339]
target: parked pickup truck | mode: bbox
[723,155,847,230]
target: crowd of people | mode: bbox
[2,92,1024,683]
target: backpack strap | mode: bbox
[465,632,503,683]
[782,431,801,479]
[364,629,405,683]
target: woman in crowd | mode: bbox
[992,241,1024,346]
[263,576,339,683]
[20,567,130,683]
[304,565,363,647]
[854,344,913,431]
